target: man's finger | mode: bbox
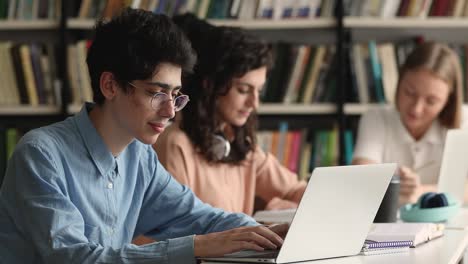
[234,231,278,250]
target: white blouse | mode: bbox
[353,105,468,184]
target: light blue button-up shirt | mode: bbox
[0,103,257,263]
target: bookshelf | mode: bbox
[0,0,65,181]
[341,2,468,172]
[64,16,339,116]
[0,0,345,180]
[5,0,468,180]
[344,19,468,107]
[62,1,345,177]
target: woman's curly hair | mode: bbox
[173,13,273,163]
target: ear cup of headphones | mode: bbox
[418,192,437,208]
[418,192,449,208]
[400,192,460,222]
[428,193,448,208]
[211,134,231,161]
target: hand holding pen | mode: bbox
[399,161,435,201]
[399,166,422,197]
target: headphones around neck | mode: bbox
[211,134,231,161]
[400,192,460,222]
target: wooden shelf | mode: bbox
[66,17,468,30]
[67,18,335,30]
[344,103,389,115]
[210,18,336,29]
[67,104,82,114]
[344,17,468,28]
[68,103,337,115]
[67,103,336,115]
[258,103,336,115]
[0,105,61,115]
[67,19,95,29]
[0,20,59,30]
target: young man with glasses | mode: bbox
[0,8,286,263]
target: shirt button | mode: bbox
[107,182,113,189]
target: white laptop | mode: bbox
[437,129,468,204]
[200,163,397,263]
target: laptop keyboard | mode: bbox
[225,249,279,259]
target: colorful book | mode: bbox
[368,41,385,103]
[377,43,399,104]
[6,128,18,160]
[10,44,29,104]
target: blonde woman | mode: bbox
[353,42,468,204]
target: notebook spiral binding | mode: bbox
[363,239,413,249]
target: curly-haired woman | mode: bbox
[154,14,306,215]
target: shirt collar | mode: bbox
[74,103,117,177]
[394,112,445,145]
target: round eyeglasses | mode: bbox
[128,82,190,112]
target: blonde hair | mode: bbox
[395,42,463,128]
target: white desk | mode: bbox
[447,207,468,230]
[201,229,468,264]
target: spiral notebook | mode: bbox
[360,246,410,256]
[360,239,412,255]
[366,223,444,247]
[363,239,413,249]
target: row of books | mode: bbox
[262,44,336,104]
[174,0,336,20]
[71,0,468,21]
[345,0,468,18]
[347,39,468,104]
[257,123,354,180]
[0,125,352,185]
[17,38,468,108]
[6,0,468,22]
[67,40,93,106]
[71,0,335,20]
[0,42,59,106]
[0,0,60,20]
[67,40,338,106]
[348,40,403,104]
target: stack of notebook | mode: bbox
[360,223,445,255]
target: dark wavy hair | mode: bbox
[87,8,197,105]
[173,13,273,163]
